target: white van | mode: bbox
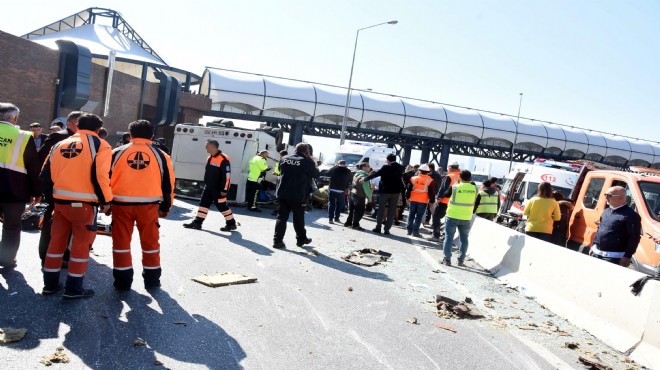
[319,142,396,185]
[171,122,283,203]
[497,159,582,227]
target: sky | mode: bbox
[3,0,659,175]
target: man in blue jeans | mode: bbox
[326,160,351,224]
[441,170,477,266]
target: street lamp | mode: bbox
[508,93,524,172]
[339,20,398,145]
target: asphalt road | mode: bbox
[0,199,642,369]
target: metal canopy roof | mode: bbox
[202,68,660,166]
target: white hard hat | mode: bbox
[419,164,430,172]
[450,161,460,167]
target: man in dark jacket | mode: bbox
[0,103,42,268]
[37,111,82,265]
[273,143,319,249]
[326,159,351,224]
[589,186,641,267]
[359,154,404,234]
[183,140,237,231]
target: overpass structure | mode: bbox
[201,68,660,170]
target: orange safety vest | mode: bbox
[208,151,231,192]
[111,138,175,207]
[438,171,460,204]
[409,174,433,203]
[48,130,113,204]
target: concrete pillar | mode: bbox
[439,142,451,172]
[288,122,304,146]
[420,147,431,164]
[402,146,412,166]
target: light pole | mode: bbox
[508,93,524,172]
[339,20,398,145]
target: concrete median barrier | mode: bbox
[630,279,660,369]
[467,217,655,356]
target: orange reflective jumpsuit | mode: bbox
[110,138,175,290]
[41,130,113,294]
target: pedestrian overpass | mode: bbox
[200,68,660,170]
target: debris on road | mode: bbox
[347,287,353,292]
[578,355,612,370]
[342,249,392,267]
[435,295,484,319]
[407,318,420,325]
[432,322,457,333]
[40,346,69,366]
[563,341,579,350]
[0,327,27,344]
[133,338,147,347]
[192,272,257,287]
[154,359,164,366]
[173,321,188,326]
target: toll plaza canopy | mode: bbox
[201,68,660,167]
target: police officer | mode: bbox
[245,150,270,212]
[41,113,112,299]
[184,139,237,231]
[110,120,175,290]
[441,170,477,266]
[0,103,41,269]
[272,143,319,249]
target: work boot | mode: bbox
[351,225,365,231]
[273,241,286,249]
[412,232,423,238]
[42,271,61,295]
[426,236,441,242]
[457,259,466,267]
[372,227,382,234]
[143,268,162,290]
[183,220,202,230]
[441,258,452,266]
[329,219,334,224]
[220,223,237,232]
[63,276,94,300]
[296,238,312,247]
[383,229,391,235]
[113,268,134,291]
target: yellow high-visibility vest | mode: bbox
[446,182,477,220]
[475,190,498,214]
[0,122,32,174]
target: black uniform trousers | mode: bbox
[345,193,366,228]
[432,202,449,238]
[245,180,260,209]
[197,187,235,225]
[274,198,307,244]
[0,202,24,267]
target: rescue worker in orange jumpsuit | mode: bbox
[183,139,237,231]
[110,120,175,290]
[428,161,460,242]
[40,113,112,299]
[406,164,436,237]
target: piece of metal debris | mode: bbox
[40,346,69,366]
[407,318,420,325]
[191,272,257,287]
[133,338,147,347]
[435,295,484,319]
[563,341,579,350]
[347,287,353,292]
[0,327,28,344]
[578,355,612,370]
[342,249,392,267]
[432,322,457,333]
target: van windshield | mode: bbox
[527,182,572,200]
[639,181,660,222]
[472,174,489,183]
[325,153,363,167]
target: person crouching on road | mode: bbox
[272,143,320,249]
[344,162,372,230]
[184,140,237,232]
[441,170,477,267]
[41,113,112,299]
[406,164,435,237]
[523,181,560,243]
[110,120,175,291]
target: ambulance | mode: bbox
[496,159,582,229]
[170,121,284,204]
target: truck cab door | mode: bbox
[569,176,606,250]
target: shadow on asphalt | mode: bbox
[0,260,245,369]
[281,246,393,282]
[219,231,274,256]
